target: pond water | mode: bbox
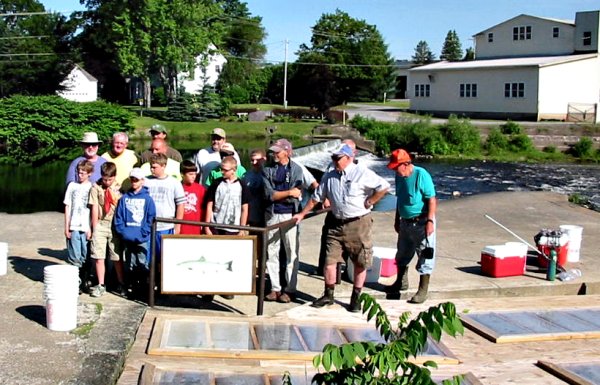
[1,139,599,214]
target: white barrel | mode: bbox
[559,225,584,263]
[43,265,79,331]
[46,298,78,331]
[0,242,7,276]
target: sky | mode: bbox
[41,0,599,62]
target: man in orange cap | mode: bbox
[385,149,437,304]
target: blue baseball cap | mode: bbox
[332,144,354,158]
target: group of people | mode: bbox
[63,126,438,310]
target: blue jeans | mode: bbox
[66,231,88,268]
[396,219,436,275]
[123,241,149,273]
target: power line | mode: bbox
[0,35,50,40]
[0,53,55,57]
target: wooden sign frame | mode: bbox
[538,360,600,385]
[161,235,257,295]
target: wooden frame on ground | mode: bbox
[161,235,257,295]
[147,314,460,364]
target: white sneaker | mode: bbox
[90,285,106,298]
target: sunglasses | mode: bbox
[331,155,346,161]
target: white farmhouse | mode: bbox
[409,10,600,122]
[57,64,98,102]
[178,44,227,93]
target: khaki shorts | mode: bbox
[91,220,122,261]
[325,214,373,268]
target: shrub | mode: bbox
[572,137,594,158]
[500,120,523,135]
[509,134,534,152]
[543,145,557,153]
[311,294,464,385]
[438,115,481,155]
[0,95,133,164]
[484,128,509,154]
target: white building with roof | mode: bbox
[57,64,98,102]
[178,44,227,93]
[409,10,600,122]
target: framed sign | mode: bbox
[161,235,257,295]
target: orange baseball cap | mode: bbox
[387,149,411,169]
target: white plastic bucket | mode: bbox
[43,265,79,331]
[0,242,7,276]
[559,225,584,263]
[46,298,78,331]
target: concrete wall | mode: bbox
[475,15,575,59]
[538,55,600,120]
[409,66,540,117]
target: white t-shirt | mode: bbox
[63,181,92,232]
[144,176,186,231]
[192,146,241,186]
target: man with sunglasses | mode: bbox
[293,144,389,312]
[385,149,437,304]
[66,132,107,185]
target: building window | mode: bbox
[488,33,494,43]
[513,26,532,40]
[459,83,477,98]
[414,84,430,97]
[583,31,592,46]
[553,27,559,38]
[504,82,525,98]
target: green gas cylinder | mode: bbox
[546,249,557,281]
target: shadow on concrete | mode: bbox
[38,247,67,262]
[16,305,46,327]
[456,266,484,276]
[10,256,57,283]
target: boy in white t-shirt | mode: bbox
[64,159,94,274]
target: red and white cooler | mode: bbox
[481,242,528,278]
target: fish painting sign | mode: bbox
[161,235,256,294]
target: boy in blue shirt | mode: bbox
[114,168,156,298]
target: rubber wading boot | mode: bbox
[408,274,430,304]
[348,287,362,313]
[386,266,409,292]
[312,286,335,308]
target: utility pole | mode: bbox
[283,39,288,109]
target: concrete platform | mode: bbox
[1,191,599,384]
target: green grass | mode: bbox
[132,116,322,141]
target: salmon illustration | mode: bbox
[177,256,233,272]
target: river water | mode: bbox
[1,144,599,214]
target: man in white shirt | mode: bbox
[191,128,241,186]
[294,144,389,312]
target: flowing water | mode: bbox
[1,140,599,213]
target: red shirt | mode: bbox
[181,182,206,234]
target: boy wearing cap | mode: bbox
[293,144,389,312]
[262,138,305,303]
[191,128,241,186]
[114,168,156,296]
[140,124,183,164]
[66,132,107,185]
[385,149,437,304]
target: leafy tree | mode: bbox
[293,9,395,110]
[311,294,464,384]
[0,0,77,97]
[215,0,267,103]
[80,0,224,107]
[440,30,462,61]
[411,40,436,65]
[463,47,475,61]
